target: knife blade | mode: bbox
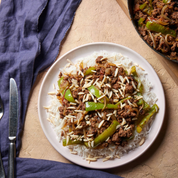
[8,78,18,178]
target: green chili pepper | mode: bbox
[85,102,118,111]
[149,0,153,10]
[163,0,171,4]
[115,96,131,107]
[88,85,101,98]
[58,77,64,90]
[58,77,75,102]
[139,2,147,10]
[84,67,96,76]
[136,93,150,111]
[85,97,131,111]
[138,18,145,27]
[62,89,75,103]
[87,85,109,103]
[130,66,137,77]
[85,120,119,148]
[136,104,159,133]
[130,66,144,93]
[63,138,83,146]
[146,21,176,38]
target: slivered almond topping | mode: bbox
[132,117,137,121]
[121,118,126,126]
[93,78,99,86]
[108,91,113,99]
[106,113,113,117]
[91,70,96,73]
[79,70,84,77]
[119,76,124,83]
[107,116,111,121]
[67,131,74,135]
[115,92,120,99]
[98,120,105,128]
[103,156,112,162]
[125,76,130,83]
[114,67,119,77]
[112,89,118,93]
[87,134,94,137]
[134,63,139,67]
[67,107,76,109]
[118,82,125,86]
[48,92,56,95]
[70,102,77,105]
[97,94,106,101]
[80,78,83,85]
[120,103,126,109]
[97,112,102,118]
[113,99,119,103]
[86,75,93,79]
[86,157,97,162]
[116,125,121,129]
[127,100,134,107]
[91,140,95,147]
[71,151,78,155]
[101,57,107,61]
[132,81,137,89]
[89,92,95,101]
[75,99,79,103]
[71,118,74,123]
[105,83,111,88]
[66,135,70,145]
[139,138,145,146]
[74,110,84,113]
[43,106,51,109]
[69,84,74,89]
[78,92,85,95]
[100,75,106,87]
[66,59,74,65]
[139,65,145,71]
[115,155,120,159]
[106,137,110,142]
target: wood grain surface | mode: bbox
[19,0,178,177]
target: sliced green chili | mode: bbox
[84,67,96,76]
[58,77,75,102]
[146,21,176,38]
[85,102,118,111]
[87,85,109,103]
[138,17,145,27]
[63,138,83,146]
[85,120,119,148]
[136,104,159,133]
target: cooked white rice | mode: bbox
[45,51,158,162]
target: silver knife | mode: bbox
[8,78,18,178]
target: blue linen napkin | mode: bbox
[0,0,123,177]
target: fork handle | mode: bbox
[8,140,16,178]
[0,151,5,178]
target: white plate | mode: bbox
[38,42,165,169]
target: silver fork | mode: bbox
[0,96,5,178]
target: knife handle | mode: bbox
[8,140,16,178]
[0,152,5,178]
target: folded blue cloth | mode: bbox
[0,0,122,177]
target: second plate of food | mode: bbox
[38,42,165,169]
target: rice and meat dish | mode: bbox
[45,51,159,162]
[134,0,178,60]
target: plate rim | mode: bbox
[38,42,166,169]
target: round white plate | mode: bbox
[38,42,165,169]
